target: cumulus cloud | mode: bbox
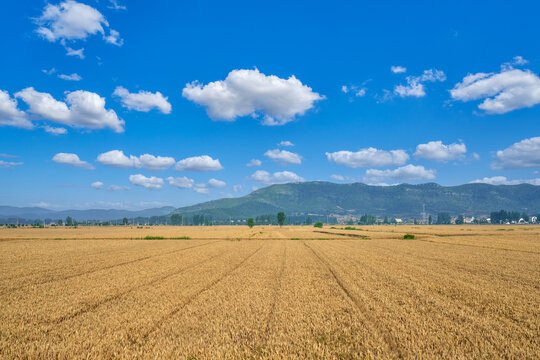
[15,87,124,132]
[192,178,227,194]
[264,149,302,164]
[492,136,540,169]
[330,174,345,181]
[182,68,324,125]
[246,159,261,167]
[450,67,540,114]
[250,170,305,184]
[0,90,33,129]
[414,141,467,162]
[391,65,407,74]
[104,29,123,46]
[43,125,67,135]
[279,140,294,147]
[35,1,122,49]
[58,73,82,81]
[394,69,446,97]
[193,184,210,194]
[0,160,23,168]
[326,148,409,168]
[129,174,164,189]
[175,155,223,172]
[91,181,104,189]
[96,150,175,170]
[167,176,194,189]
[470,176,540,186]
[207,178,227,188]
[113,86,171,114]
[363,164,435,183]
[52,152,94,169]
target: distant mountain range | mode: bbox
[2,182,540,222]
[172,182,540,219]
[0,206,176,222]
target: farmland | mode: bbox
[0,225,538,359]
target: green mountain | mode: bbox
[173,182,540,219]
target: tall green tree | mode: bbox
[65,216,73,226]
[455,215,464,224]
[122,217,129,225]
[171,214,183,226]
[436,212,451,224]
[247,218,255,228]
[277,212,285,227]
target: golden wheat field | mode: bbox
[0,225,538,359]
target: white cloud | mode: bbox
[391,66,407,74]
[182,68,324,125]
[91,181,104,189]
[414,140,467,162]
[129,174,164,189]
[0,90,33,129]
[108,0,126,10]
[330,174,345,181]
[250,170,304,184]
[66,47,84,59]
[233,184,244,192]
[450,67,540,114]
[193,184,210,194]
[264,149,302,164]
[278,140,294,147]
[492,136,540,169]
[113,86,171,114]
[207,178,226,188]
[42,68,57,75]
[52,152,94,169]
[394,69,446,97]
[43,125,67,135]
[175,155,223,172]
[167,176,194,189]
[363,164,435,183]
[139,154,176,171]
[0,153,18,158]
[470,176,540,186]
[0,160,23,168]
[107,185,129,191]
[96,150,175,170]
[501,56,529,71]
[246,159,261,167]
[104,29,123,46]
[58,73,82,81]
[35,1,122,49]
[326,148,409,168]
[15,87,124,132]
[341,85,367,97]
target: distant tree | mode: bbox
[122,217,129,225]
[346,219,355,225]
[522,213,529,222]
[383,216,389,224]
[65,216,73,226]
[428,215,432,225]
[277,212,286,227]
[455,215,464,225]
[304,217,313,225]
[314,221,323,228]
[57,219,63,226]
[247,218,255,228]
[436,212,451,225]
[413,218,418,225]
[171,214,182,226]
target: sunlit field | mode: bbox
[1,225,538,359]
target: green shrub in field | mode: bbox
[313,222,323,228]
[403,234,415,240]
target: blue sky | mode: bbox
[1,0,539,210]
